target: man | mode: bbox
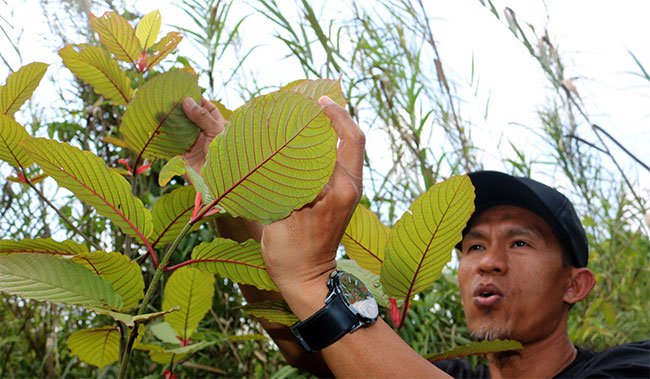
[182,96,649,377]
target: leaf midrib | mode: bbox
[344,232,383,264]
[26,144,151,249]
[134,85,194,168]
[402,185,460,302]
[1,73,42,115]
[210,105,325,210]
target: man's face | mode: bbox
[457,205,572,344]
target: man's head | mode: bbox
[457,171,595,344]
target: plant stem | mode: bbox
[117,221,194,378]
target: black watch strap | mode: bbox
[290,294,358,353]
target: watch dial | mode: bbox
[339,272,379,319]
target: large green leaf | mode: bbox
[0,62,48,116]
[243,300,297,326]
[381,175,474,302]
[0,115,32,168]
[90,12,140,64]
[202,87,338,223]
[424,340,523,362]
[189,238,277,291]
[59,45,133,105]
[67,327,119,369]
[163,266,215,341]
[341,204,390,275]
[135,10,161,50]
[73,251,144,310]
[0,254,122,308]
[0,238,88,256]
[121,69,201,162]
[150,186,196,248]
[282,78,345,105]
[145,32,183,71]
[21,138,153,242]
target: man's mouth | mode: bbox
[473,283,504,307]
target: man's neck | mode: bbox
[486,328,576,379]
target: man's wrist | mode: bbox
[277,272,333,321]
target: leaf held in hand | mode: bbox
[203,81,340,223]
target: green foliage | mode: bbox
[189,238,277,291]
[0,62,48,116]
[163,267,214,342]
[121,69,201,162]
[381,175,475,327]
[341,204,390,275]
[21,138,154,242]
[0,254,122,309]
[67,327,120,368]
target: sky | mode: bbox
[1,0,649,206]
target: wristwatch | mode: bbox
[290,270,379,353]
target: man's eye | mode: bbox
[513,240,527,248]
[467,244,484,252]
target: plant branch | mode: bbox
[117,221,194,378]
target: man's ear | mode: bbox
[564,268,595,305]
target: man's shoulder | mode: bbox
[557,340,650,378]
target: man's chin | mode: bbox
[470,325,512,341]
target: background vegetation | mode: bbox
[0,0,648,377]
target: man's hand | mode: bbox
[260,96,365,320]
[182,97,226,173]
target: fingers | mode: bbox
[318,96,365,182]
[183,97,225,137]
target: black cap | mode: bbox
[465,171,589,267]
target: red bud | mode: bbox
[137,51,148,73]
[163,369,176,379]
[191,192,202,220]
[389,298,401,328]
[117,158,133,173]
[135,163,152,175]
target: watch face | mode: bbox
[338,272,379,319]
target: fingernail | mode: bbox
[183,97,196,108]
[318,95,335,106]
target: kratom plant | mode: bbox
[0,10,520,377]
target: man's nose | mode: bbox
[477,245,508,275]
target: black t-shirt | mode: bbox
[434,340,649,378]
